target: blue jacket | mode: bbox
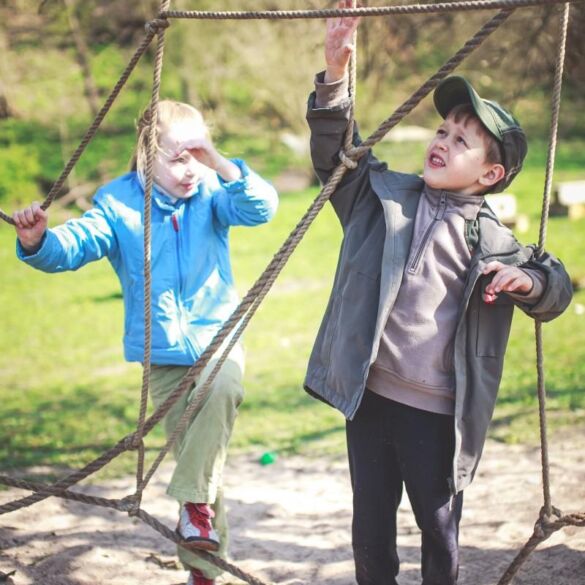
[17,160,278,365]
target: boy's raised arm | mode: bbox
[324,0,361,83]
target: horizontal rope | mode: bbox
[161,0,583,20]
[0,474,271,584]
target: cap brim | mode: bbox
[433,76,502,141]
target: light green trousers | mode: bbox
[149,344,245,578]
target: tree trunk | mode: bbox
[63,0,100,117]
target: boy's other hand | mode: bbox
[325,0,361,83]
[13,202,48,255]
[481,261,533,303]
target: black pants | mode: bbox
[346,390,463,585]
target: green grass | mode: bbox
[1,141,584,483]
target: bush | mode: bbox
[0,144,42,206]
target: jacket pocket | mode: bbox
[476,296,514,357]
[325,269,380,389]
[320,292,342,366]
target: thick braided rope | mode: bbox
[0,21,167,225]
[0,432,135,514]
[496,5,578,585]
[536,0,569,521]
[344,0,358,155]
[0,5,578,584]
[133,9,514,492]
[135,510,272,585]
[498,508,585,585]
[132,0,172,513]
[0,475,127,511]
[0,0,523,528]
[0,474,272,585]
[161,0,580,20]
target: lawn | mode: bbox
[0,140,584,482]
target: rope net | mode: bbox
[1,1,584,584]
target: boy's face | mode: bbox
[423,113,504,196]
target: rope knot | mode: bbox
[534,506,563,538]
[338,149,358,170]
[120,494,141,516]
[145,18,169,35]
[122,433,142,451]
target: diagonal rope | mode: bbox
[496,4,573,585]
[136,8,515,491]
[0,474,272,585]
[0,21,165,225]
[0,6,514,516]
[1,2,581,584]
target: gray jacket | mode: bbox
[303,92,573,493]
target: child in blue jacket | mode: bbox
[13,99,278,585]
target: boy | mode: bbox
[303,5,573,585]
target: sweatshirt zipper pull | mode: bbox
[435,192,447,220]
[171,213,179,232]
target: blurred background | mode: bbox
[0,0,584,479]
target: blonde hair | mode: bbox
[130,99,210,182]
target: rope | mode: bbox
[498,509,585,585]
[133,9,513,494]
[133,0,172,515]
[0,21,163,225]
[536,0,569,532]
[0,474,271,585]
[1,2,583,584]
[160,0,581,20]
[496,4,573,584]
[0,0,512,538]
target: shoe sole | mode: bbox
[176,530,220,552]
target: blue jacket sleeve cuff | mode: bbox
[217,159,250,189]
[16,232,48,261]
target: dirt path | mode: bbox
[1,431,584,585]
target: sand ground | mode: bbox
[1,431,584,585]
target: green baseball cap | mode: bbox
[433,76,527,193]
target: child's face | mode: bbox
[423,113,503,196]
[153,119,209,199]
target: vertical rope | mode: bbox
[535,1,569,519]
[343,0,358,153]
[133,1,172,506]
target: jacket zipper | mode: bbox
[407,192,447,274]
[171,211,183,287]
[172,210,197,357]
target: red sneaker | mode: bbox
[187,568,215,585]
[177,502,220,552]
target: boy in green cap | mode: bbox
[303,3,573,584]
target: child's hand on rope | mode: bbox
[12,202,48,255]
[177,138,241,183]
[324,0,361,83]
[481,261,534,303]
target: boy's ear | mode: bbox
[479,163,506,188]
